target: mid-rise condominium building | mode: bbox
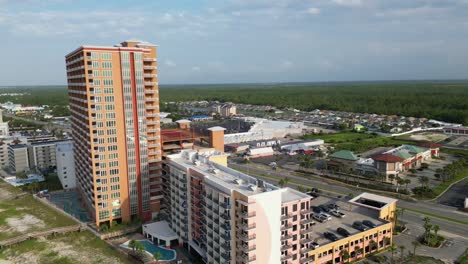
[142,148,396,264]
[65,40,162,227]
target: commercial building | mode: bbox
[56,141,76,190]
[328,150,359,170]
[152,149,396,264]
[65,40,162,226]
[212,104,237,117]
[281,140,324,155]
[8,144,29,173]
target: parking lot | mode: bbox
[309,196,388,247]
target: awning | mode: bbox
[142,221,178,241]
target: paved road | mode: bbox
[4,113,71,133]
[229,162,468,237]
[437,177,468,208]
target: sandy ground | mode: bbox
[5,215,45,233]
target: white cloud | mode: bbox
[304,7,320,15]
[164,60,177,67]
[191,66,201,72]
[332,0,363,6]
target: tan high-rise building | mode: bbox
[65,40,162,227]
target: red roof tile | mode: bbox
[418,142,442,149]
[372,154,404,163]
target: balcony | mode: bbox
[237,233,256,241]
[221,252,231,261]
[221,213,230,220]
[301,218,315,225]
[237,223,256,231]
[144,73,158,78]
[145,89,158,94]
[239,211,256,218]
[143,66,157,70]
[221,202,231,209]
[281,234,293,241]
[301,209,314,215]
[238,244,256,252]
[218,231,230,241]
[281,254,293,261]
[237,254,256,263]
[300,238,313,244]
[300,227,314,235]
[300,256,315,264]
[146,105,159,110]
[280,224,293,231]
[146,97,159,102]
[221,242,231,251]
[281,244,293,251]
[145,81,158,86]
[143,58,157,62]
[221,223,231,231]
[281,214,294,221]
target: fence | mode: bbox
[0,224,84,248]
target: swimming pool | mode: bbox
[121,240,177,261]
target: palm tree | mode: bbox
[129,240,136,253]
[284,177,290,186]
[340,249,350,263]
[411,240,420,256]
[419,176,429,188]
[423,217,432,243]
[432,224,440,238]
[369,239,377,252]
[390,244,397,264]
[278,178,286,188]
[384,237,391,246]
[404,178,411,192]
[399,245,406,260]
[153,252,163,264]
[355,245,362,256]
[134,241,145,256]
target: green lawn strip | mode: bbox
[401,207,468,226]
[403,255,445,264]
[432,169,468,197]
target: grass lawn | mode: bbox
[0,181,76,240]
[432,168,468,197]
[0,231,132,264]
[302,132,415,153]
[457,249,468,264]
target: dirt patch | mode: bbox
[49,240,127,264]
[6,215,45,233]
[3,252,40,264]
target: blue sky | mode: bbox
[0,0,467,85]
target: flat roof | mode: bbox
[281,188,311,203]
[310,196,389,247]
[142,221,178,241]
[207,126,226,131]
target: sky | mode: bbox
[0,0,468,85]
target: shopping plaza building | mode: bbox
[142,148,396,264]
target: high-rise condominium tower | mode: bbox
[65,40,162,227]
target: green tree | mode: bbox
[390,244,397,264]
[153,251,163,264]
[129,240,136,253]
[369,239,378,252]
[134,241,145,256]
[411,240,420,256]
[399,245,406,260]
[355,245,362,256]
[340,249,350,263]
[278,179,286,188]
[388,174,395,184]
[423,217,432,244]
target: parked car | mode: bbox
[324,232,339,241]
[329,209,346,218]
[337,227,351,237]
[319,205,331,213]
[327,203,340,210]
[352,221,369,231]
[363,220,377,228]
[311,242,320,249]
[311,206,323,214]
[319,212,332,221]
[312,213,328,223]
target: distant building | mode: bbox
[0,109,9,136]
[281,139,324,154]
[443,126,468,135]
[328,150,359,170]
[0,136,28,168]
[8,144,29,173]
[189,115,213,122]
[247,146,275,158]
[28,140,69,171]
[56,141,76,190]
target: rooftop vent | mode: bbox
[234,179,243,185]
[248,184,258,191]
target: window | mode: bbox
[104,87,114,94]
[101,53,112,60]
[293,204,297,212]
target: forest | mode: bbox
[159,82,468,125]
[1,81,467,124]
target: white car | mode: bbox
[330,209,346,218]
[319,212,332,221]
